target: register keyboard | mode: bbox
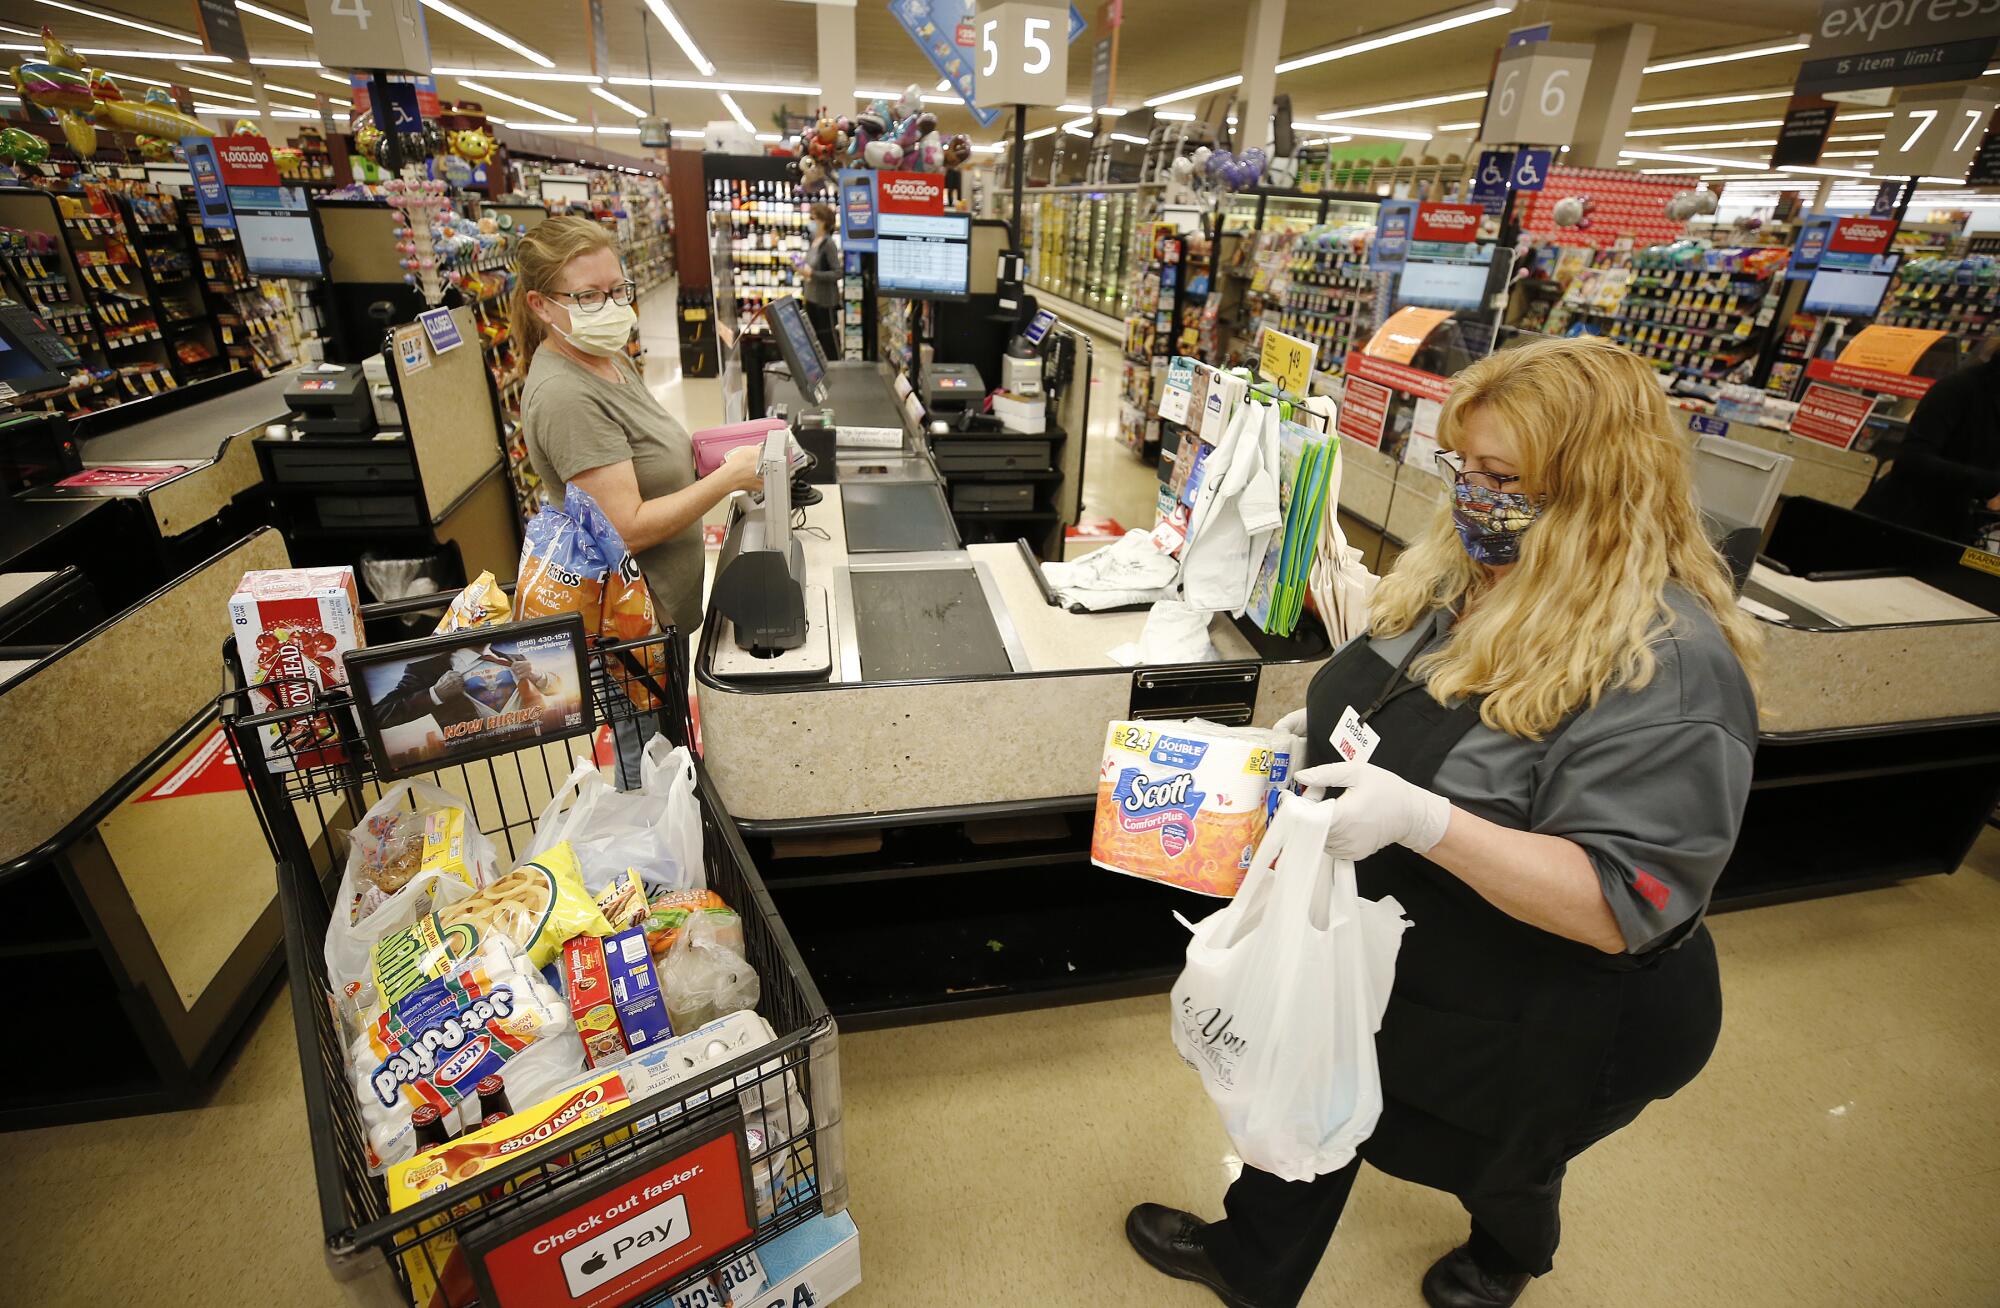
[836,425,904,450]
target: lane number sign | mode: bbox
[1482,41,1593,147]
[977,3,1071,107]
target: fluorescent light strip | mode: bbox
[1435,120,1482,131]
[1155,110,1196,122]
[33,0,200,46]
[854,87,960,105]
[1023,125,1058,141]
[179,63,316,100]
[318,72,350,86]
[436,68,601,83]
[187,86,256,104]
[1318,88,1485,121]
[643,0,714,78]
[1676,139,1778,150]
[235,2,313,34]
[249,56,323,67]
[459,78,577,123]
[1109,132,1148,145]
[2,42,225,61]
[103,69,172,88]
[590,86,646,117]
[1830,133,1885,142]
[1276,2,1516,75]
[1820,149,1880,158]
[1063,125,1092,138]
[614,77,820,95]
[1633,89,1791,114]
[421,0,553,70]
[1626,118,1783,137]
[1619,149,1770,170]
[718,91,755,136]
[1780,163,1876,178]
[671,128,703,137]
[1324,123,1431,141]
[1642,36,1809,74]
[194,105,254,114]
[1143,74,1242,109]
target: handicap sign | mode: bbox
[1471,150,1514,215]
[1510,149,1552,193]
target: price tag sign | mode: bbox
[1875,85,1997,183]
[976,3,1072,107]
[304,0,432,74]
[468,1114,755,1308]
[1482,41,1592,147]
[1258,326,1315,396]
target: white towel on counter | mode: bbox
[1042,530,1181,611]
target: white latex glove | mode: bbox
[1274,707,1308,738]
[1291,760,1453,860]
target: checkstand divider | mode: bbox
[222,593,843,1308]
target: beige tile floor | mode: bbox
[8,296,1997,1306]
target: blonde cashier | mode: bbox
[516,217,762,640]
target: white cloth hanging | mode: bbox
[1179,385,1282,616]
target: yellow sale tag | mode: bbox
[1259,326,1315,396]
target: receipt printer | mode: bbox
[923,362,985,417]
[284,364,376,437]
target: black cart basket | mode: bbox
[221,595,844,1308]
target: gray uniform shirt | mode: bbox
[521,346,703,637]
[1362,585,1757,953]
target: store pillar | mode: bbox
[1237,0,1285,153]
[816,2,857,117]
[1567,23,1653,169]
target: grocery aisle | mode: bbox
[4,827,1995,1306]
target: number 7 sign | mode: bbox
[1875,86,1997,181]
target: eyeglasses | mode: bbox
[544,280,638,311]
[1435,450,1526,494]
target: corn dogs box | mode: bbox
[228,565,363,772]
[1092,720,1286,897]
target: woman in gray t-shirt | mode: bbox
[515,217,762,636]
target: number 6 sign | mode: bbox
[1481,41,1593,148]
[976,3,1070,108]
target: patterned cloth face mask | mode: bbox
[1449,478,1543,565]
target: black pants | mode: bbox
[805,300,839,359]
[1203,929,1721,1307]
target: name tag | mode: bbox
[1332,705,1380,765]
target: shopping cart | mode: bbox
[222,592,844,1308]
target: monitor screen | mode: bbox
[1801,267,1894,317]
[1022,307,1057,346]
[235,186,324,278]
[1396,258,1491,312]
[542,176,591,207]
[766,295,829,407]
[877,213,970,300]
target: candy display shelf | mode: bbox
[1248,224,1378,376]
[1876,255,1997,342]
[1119,223,1181,455]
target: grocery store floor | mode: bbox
[5,292,1997,1307]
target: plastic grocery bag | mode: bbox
[661,911,761,1035]
[325,780,495,1003]
[526,737,703,896]
[1169,791,1408,1182]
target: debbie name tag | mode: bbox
[1332,706,1380,765]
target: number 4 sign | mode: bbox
[304,0,431,74]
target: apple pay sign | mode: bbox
[563,1196,690,1297]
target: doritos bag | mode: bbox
[515,484,665,707]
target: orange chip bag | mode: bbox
[516,484,664,708]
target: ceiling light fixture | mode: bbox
[1642,36,1809,74]
[1322,123,1432,141]
[1626,119,1785,137]
[1062,125,1092,137]
[1277,1,1517,74]
[1155,110,1197,122]
[102,69,172,88]
[318,72,349,86]
[1318,88,1485,121]
[1023,125,1058,140]
[612,76,818,95]
[235,2,313,34]
[670,128,703,137]
[1435,120,1482,131]
[1109,132,1148,145]
[1618,148,1771,170]
[248,56,323,67]
[1820,149,1880,157]
[194,104,255,114]
[186,86,255,103]
[1143,74,1242,109]
[1779,163,1877,178]
[435,67,602,83]
[421,0,553,69]
[718,91,755,136]
[2,42,226,61]
[1632,89,1791,114]
[458,78,577,123]
[643,0,715,78]
[1675,139,1779,150]
[854,87,961,104]
[590,86,646,116]
[32,1,200,46]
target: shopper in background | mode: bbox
[802,202,842,358]
[1855,337,2000,547]
[515,216,763,643]
[1128,337,1761,1308]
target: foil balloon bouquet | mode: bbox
[1168,144,1269,210]
[786,83,970,192]
[10,25,211,159]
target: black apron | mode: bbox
[1305,620,1677,1196]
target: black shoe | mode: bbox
[1124,1203,1272,1308]
[1422,1245,1532,1308]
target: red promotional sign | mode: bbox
[1344,350,1454,403]
[213,133,279,187]
[1789,382,1879,450]
[471,1128,753,1308]
[876,170,946,216]
[136,725,247,801]
[1337,377,1391,449]
[1804,356,1937,399]
[1412,202,1484,243]
[1828,215,1896,255]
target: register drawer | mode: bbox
[308,493,425,530]
[264,442,416,486]
[933,439,1053,473]
[950,482,1036,512]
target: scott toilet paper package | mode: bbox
[1092,719,1297,897]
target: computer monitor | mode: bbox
[877,213,971,301]
[1396,255,1493,312]
[765,294,829,408]
[235,186,327,278]
[541,176,591,207]
[1802,264,1896,317]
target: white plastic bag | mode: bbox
[325,780,494,1003]
[1169,791,1408,1182]
[526,736,703,896]
[661,911,761,1035]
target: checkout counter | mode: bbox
[698,304,1328,1026]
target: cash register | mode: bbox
[0,298,82,397]
[282,363,376,437]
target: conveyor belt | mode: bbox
[841,481,959,554]
[850,567,1013,681]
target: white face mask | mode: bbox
[544,295,637,357]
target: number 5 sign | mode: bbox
[304,0,431,73]
[978,3,1070,107]
[1875,85,1997,182]
[1481,41,1592,147]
